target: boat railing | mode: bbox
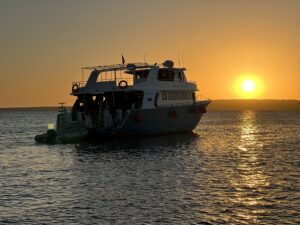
[195,98,211,105]
[96,77,134,86]
[196,93,211,102]
[117,110,131,128]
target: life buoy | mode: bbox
[118,80,128,89]
[72,84,79,93]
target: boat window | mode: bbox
[162,92,168,100]
[177,71,183,82]
[158,69,175,81]
[135,70,149,79]
[167,92,193,100]
[96,70,133,85]
[182,71,187,82]
[154,93,159,107]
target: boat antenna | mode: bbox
[121,54,125,65]
[182,52,184,68]
[143,54,146,64]
[81,68,84,81]
[178,51,181,67]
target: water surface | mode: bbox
[0,110,299,224]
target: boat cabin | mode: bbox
[70,60,198,129]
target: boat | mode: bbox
[35,59,210,144]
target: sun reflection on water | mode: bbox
[229,111,270,223]
[238,110,259,151]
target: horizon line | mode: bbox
[1,98,299,109]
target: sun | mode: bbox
[241,79,256,93]
[235,74,263,99]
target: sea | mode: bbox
[0,109,299,224]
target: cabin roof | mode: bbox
[82,63,150,72]
[82,62,186,73]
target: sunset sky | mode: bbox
[0,0,299,107]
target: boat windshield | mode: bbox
[134,69,150,79]
[157,69,175,81]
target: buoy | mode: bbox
[118,80,128,89]
[72,84,79,93]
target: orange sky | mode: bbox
[0,0,299,107]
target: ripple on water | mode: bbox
[0,110,299,224]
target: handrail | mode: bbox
[96,77,133,83]
[117,110,131,128]
[195,98,211,105]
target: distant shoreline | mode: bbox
[208,99,300,110]
[0,99,299,111]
